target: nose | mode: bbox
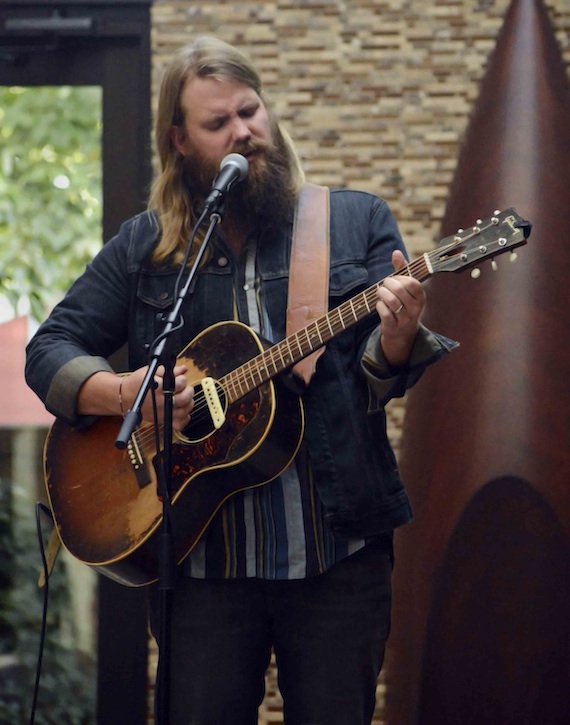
[232,116,252,144]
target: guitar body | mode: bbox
[44,321,304,586]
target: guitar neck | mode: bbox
[209,207,531,404]
[221,254,433,403]
[219,206,530,404]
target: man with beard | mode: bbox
[26,36,454,725]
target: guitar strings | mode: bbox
[205,218,494,410]
[129,259,426,453]
[129,219,497,452]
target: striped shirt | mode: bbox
[181,233,365,580]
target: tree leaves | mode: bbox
[0,86,102,322]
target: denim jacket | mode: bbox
[26,188,455,540]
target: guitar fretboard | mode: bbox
[221,255,432,403]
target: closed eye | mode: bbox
[205,116,227,131]
[239,104,259,119]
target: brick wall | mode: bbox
[147,2,570,722]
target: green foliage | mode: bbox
[0,482,96,724]
[0,85,102,322]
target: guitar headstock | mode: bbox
[430,208,531,276]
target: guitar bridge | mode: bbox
[127,432,152,489]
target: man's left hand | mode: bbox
[375,249,426,368]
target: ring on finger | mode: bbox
[395,304,404,314]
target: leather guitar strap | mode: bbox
[287,182,330,386]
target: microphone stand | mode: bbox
[115,207,223,725]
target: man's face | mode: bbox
[170,75,274,194]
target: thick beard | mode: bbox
[183,135,298,234]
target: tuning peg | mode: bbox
[491,260,498,271]
[510,252,517,262]
[471,268,481,279]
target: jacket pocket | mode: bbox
[329,260,369,300]
[132,270,183,354]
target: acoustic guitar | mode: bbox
[43,208,530,586]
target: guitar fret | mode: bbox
[343,295,362,324]
[246,363,260,387]
[254,364,261,385]
[235,372,248,397]
[364,290,376,313]
[275,345,284,369]
[307,323,321,347]
[293,334,303,358]
[337,306,347,329]
[277,343,291,368]
[283,339,294,365]
[223,373,239,404]
[331,310,344,333]
[307,326,315,346]
[348,297,357,322]
[241,373,252,393]
[260,354,271,378]
[267,352,279,375]
[298,328,308,356]
[340,307,352,329]
[239,366,250,390]
[312,320,320,340]
[308,328,316,352]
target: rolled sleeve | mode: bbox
[361,324,458,411]
[46,355,114,426]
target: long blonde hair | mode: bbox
[148,36,305,266]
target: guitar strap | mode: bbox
[287,182,330,386]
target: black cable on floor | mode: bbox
[29,502,53,725]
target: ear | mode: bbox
[169,125,187,155]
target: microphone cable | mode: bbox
[29,502,54,725]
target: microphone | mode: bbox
[203,153,249,213]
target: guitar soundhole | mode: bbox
[181,381,227,441]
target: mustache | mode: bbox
[231,138,272,156]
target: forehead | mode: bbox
[179,76,263,121]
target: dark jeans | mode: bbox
[148,536,393,725]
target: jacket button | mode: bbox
[217,256,228,267]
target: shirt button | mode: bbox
[243,283,250,291]
[217,256,228,267]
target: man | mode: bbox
[26,36,454,724]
